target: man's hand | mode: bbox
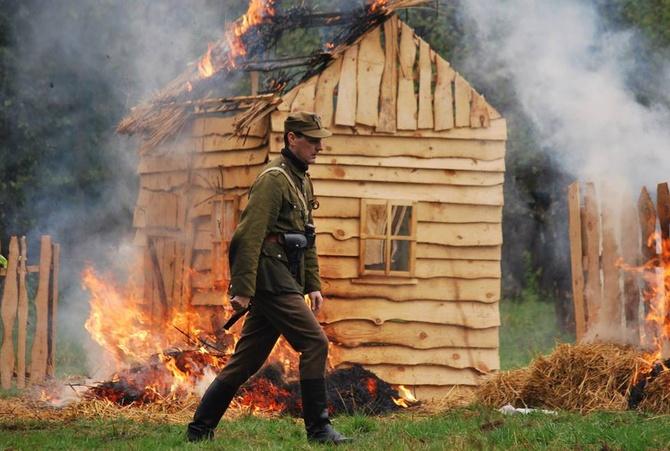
[230,295,251,312]
[308,291,324,314]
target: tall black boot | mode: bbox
[301,378,353,444]
[186,378,237,442]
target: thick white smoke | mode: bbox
[461,0,670,189]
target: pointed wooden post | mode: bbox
[47,242,60,379]
[657,182,670,357]
[583,183,602,329]
[17,237,29,388]
[600,182,622,338]
[0,237,19,388]
[30,235,52,385]
[638,187,659,350]
[568,182,586,341]
[620,188,641,340]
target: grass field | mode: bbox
[5,298,669,450]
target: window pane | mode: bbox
[390,239,410,271]
[364,238,386,270]
[391,205,412,237]
[366,203,388,236]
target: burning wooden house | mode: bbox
[117,0,506,400]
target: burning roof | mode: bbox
[116,0,429,148]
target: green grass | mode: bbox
[499,297,573,370]
[2,405,670,450]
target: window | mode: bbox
[359,199,417,277]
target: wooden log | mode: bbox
[356,26,384,127]
[470,90,491,128]
[29,236,51,385]
[270,133,507,161]
[319,255,500,279]
[290,77,317,113]
[315,155,506,172]
[319,298,500,328]
[620,187,640,340]
[335,45,358,127]
[600,183,621,339]
[195,134,266,153]
[190,147,269,170]
[0,237,19,388]
[323,277,500,302]
[417,202,503,224]
[638,186,659,348]
[376,15,398,134]
[322,320,498,349]
[192,114,267,137]
[271,110,508,141]
[314,58,343,128]
[316,233,501,261]
[330,344,499,374]
[454,74,472,127]
[417,38,434,129]
[47,243,60,379]
[582,183,602,329]
[17,237,29,388]
[568,182,586,342]
[147,236,169,324]
[316,217,502,245]
[309,164,505,187]
[434,55,455,131]
[397,21,417,130]
[314,180,504,206]
[359,363,485,386]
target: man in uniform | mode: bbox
[186,111,352,444]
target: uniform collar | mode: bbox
[281,147,308,173]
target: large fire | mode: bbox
[79,265,416,413]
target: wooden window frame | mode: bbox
[359,199,417,277]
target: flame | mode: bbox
[369,0,390,13]
[392,385,417,408]
[619,230,670,384]
[195,0,275,79]
[197,44,215,78]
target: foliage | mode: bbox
[498,295,573,370]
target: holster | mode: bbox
[283,232,307,282]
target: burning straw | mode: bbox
[117,0,429,149]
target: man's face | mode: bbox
[288,132,324,165]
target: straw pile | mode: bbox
[476,342,653,413]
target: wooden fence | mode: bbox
[568,181,670,349]
[0,235,59,388]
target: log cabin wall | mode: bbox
[269,17,506,400]
[131,16,506,401]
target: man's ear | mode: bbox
[287,131,298,146]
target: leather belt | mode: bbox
[265,233,283,244]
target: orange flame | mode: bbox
[196,0,275,79]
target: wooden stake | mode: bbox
[17,237,28,388]
[0,237,19,389]
[568,182,586,342]
[30,236,51,385]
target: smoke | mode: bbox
[460,0,670,190]
[456,0,670,339]
[4,1,239,377]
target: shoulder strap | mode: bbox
[259,166,309,214]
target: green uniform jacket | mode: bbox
[227,152,321,298]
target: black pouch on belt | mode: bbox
[282,232,307,281]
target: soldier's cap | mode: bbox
[284,111,332,138]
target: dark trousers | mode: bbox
[216,291,329,387]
